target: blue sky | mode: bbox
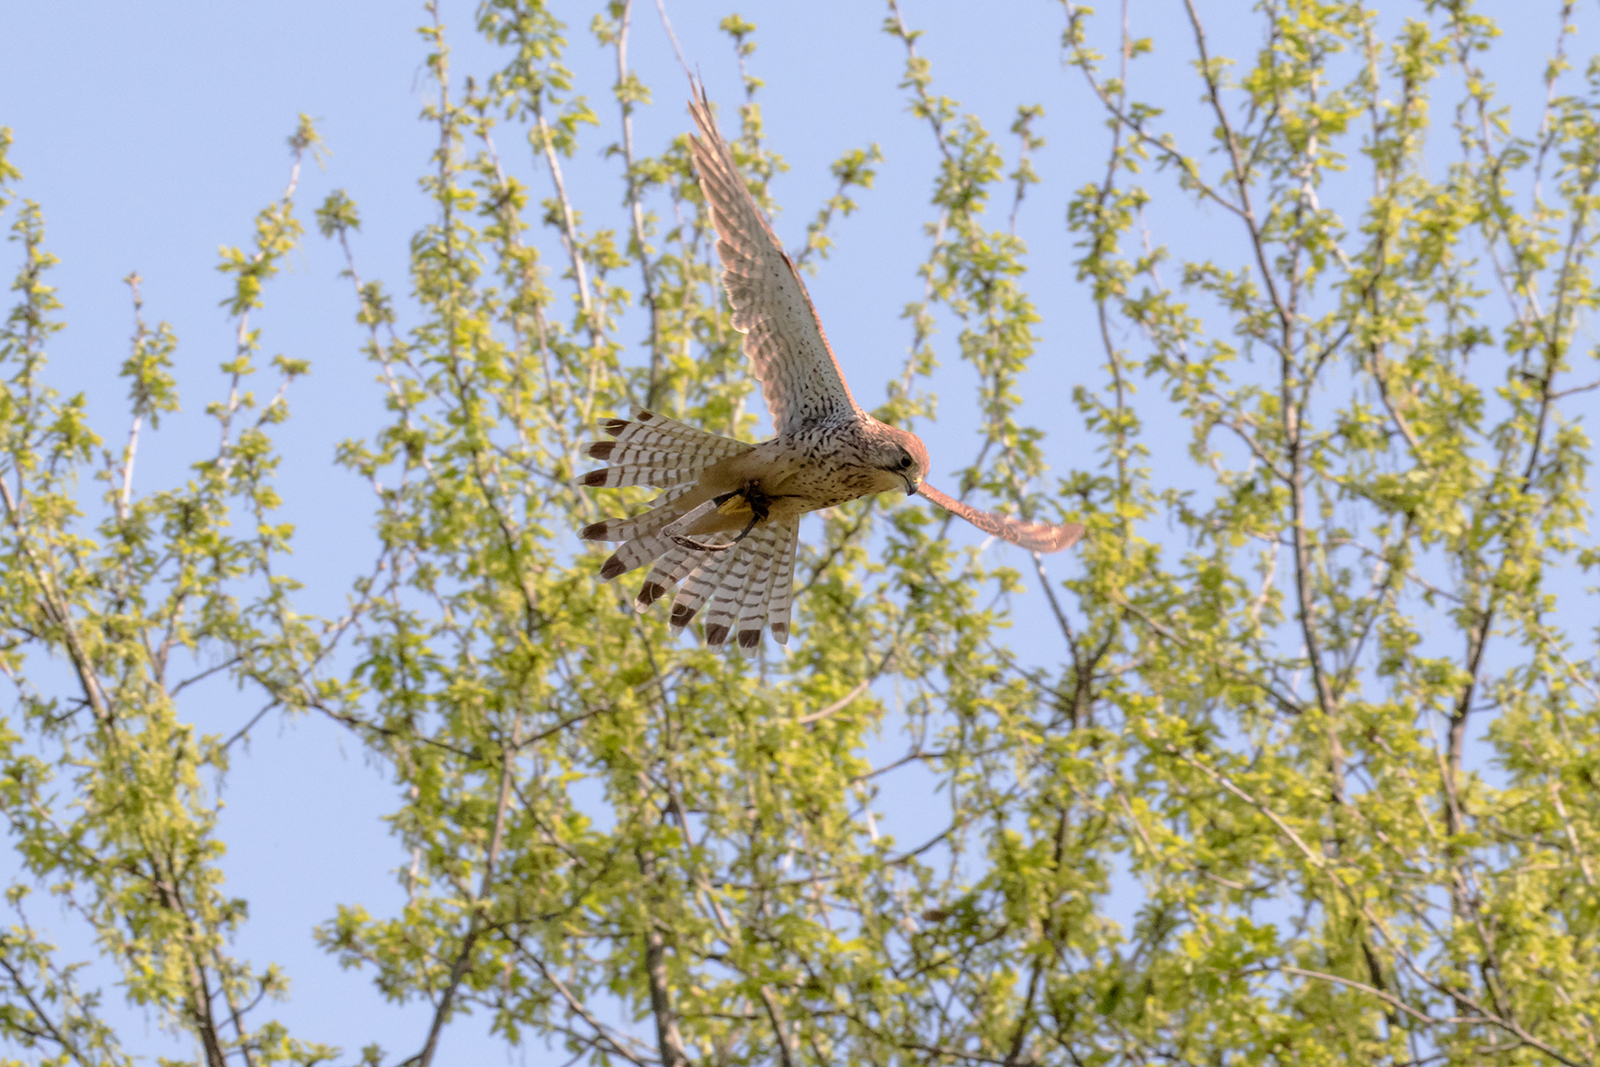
[0,2,1119,1058]
[3,0,1597,1062]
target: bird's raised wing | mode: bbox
[918,482,1085,554]
[688,88,861,434]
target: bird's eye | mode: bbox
[897,454,913,471]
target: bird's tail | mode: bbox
[575,407,748,583]
[576,409,795,651]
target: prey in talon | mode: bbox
[575,86,1085,653]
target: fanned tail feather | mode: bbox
[635,543,705,612]
[702,526,776,647]
[581,483,698,544]
[670,549,739,634]
[597,533,678,583]
[581,411,752,601]
[734,524,786,654]
[765,523,799,645]
[594,499,723,581]
[579,406,798,648]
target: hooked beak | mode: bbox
[901,475,919,496]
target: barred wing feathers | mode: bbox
[577,406,799,647]
[574,408,749,493]
[918,482,1085,554]
[688,88,861,433]
[580,411,745,584]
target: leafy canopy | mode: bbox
[0,2,1597,1065]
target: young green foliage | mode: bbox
[0,124,334,1064]
[3,2,1599,1066]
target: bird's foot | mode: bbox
[670,515,760,554]
[672,483,769,553]
[671,533,734,553]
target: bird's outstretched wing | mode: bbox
[688,88,861,434]
[918,483,1085,554]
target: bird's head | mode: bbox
[863,422,930,496]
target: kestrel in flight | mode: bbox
[577,88,1083,652]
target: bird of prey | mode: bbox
[577,88,1083,652]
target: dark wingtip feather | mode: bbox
[599,555,626,582]
[669,603,696,630]
[737,629,761,649]
[582,470,609,487]
[601,418,628,436]
[771,622,789,645]
[586,441,615,461]
[705,623,730,646]
[581,521,611,541]
[638,581,667,607]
